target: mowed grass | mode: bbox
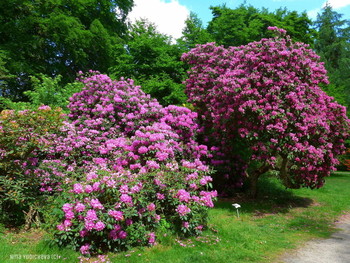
[1,171,350,263]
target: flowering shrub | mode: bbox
[41,73,216,254]
[0,106,64,226]
[182,27,350,197]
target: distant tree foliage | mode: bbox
[177,12,214,50]
[0,50,14,96]
[0,74,83,112]
[0,0,133,99]
[207,4,315,47]
[109,20,187,105]
[0,1,348,115]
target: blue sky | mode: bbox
[128,0,350,39]
[180,0,350,26]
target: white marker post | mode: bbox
[232,203,241,218]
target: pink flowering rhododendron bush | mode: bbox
[38,73,216,255]
[0,106,64,226]
[182,27,350,197]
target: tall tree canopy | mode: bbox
[177,12,214,50]
[207,4,314,47]
[314,4,350,109]
[0,0,133,99]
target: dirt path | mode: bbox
[279,214,350,263]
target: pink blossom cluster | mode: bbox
[182,27,349,192]
[41,73,216,254]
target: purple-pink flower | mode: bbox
[108,210,124,221]
[85,209,98,221]
[73,183,84,194]
[120,194,133,204]
[84,220,95,231]
[176,204,191,216]
[126,219,133,226]
[147,203,156,211]
[177,189,191,202]
[118,230,127,239]
[90,198,104,210]
[138,146,148,154]
[57,224,65,231]
[74,202,86,212]
[148,232,156,245]
[80,229,88,237]
[156,193,165,200]
[65,210,75,220]
[95,221,106,231]
[80,244,90,255]
[62,203,73,213]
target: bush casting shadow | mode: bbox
[330,171,350,178]
[216,175,314,216]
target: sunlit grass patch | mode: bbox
[1,172,349,263]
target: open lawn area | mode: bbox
[1,171,349,263]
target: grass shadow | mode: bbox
[330,171,350,178]
[216,174,314,217]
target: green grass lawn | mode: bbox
[1,171,350,263]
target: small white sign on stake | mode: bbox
[232,203,241,218]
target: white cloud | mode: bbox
[128,0,190,39]
[326,0,350,9]
[308,0,350,19]
[307,8,321,19]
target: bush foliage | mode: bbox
[182,27,350,196]
[0,106,64,226]
[35,72,216,254]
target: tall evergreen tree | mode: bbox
[314,4,350,109]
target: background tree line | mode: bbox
[0,1,349,113]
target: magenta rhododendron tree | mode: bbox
[38,72,216,254]
[182,27,350,197]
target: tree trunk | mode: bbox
[247,164,271,198]
[279,157,301,189]
[279,157,289,187]
[24,206,35,231]
[23,205,41,231]
[249,173,259,198]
